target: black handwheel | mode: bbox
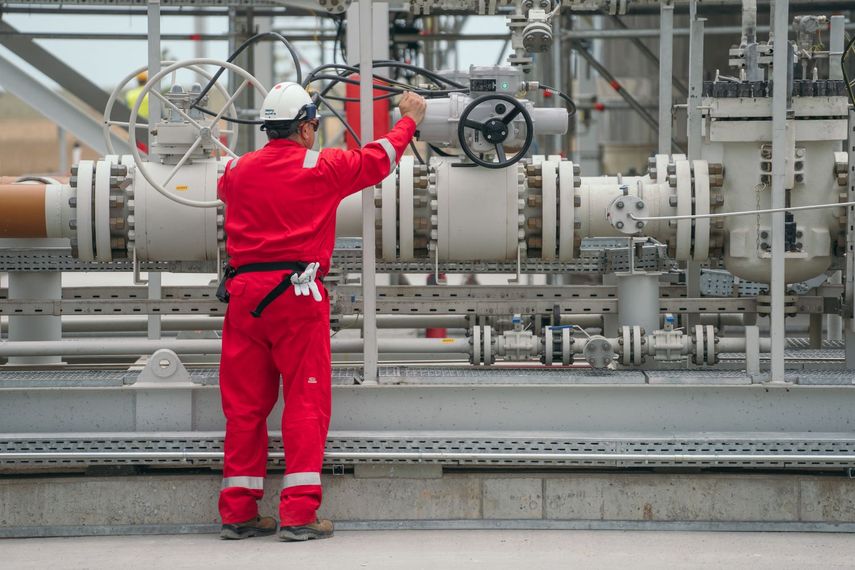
[457,93,534,169]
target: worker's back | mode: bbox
[218,116,417,273]
[218,139,345,274]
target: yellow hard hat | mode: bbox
[136,70,149,84]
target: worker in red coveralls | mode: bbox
[215,83,426,541]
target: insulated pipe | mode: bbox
[717,336,773,353]
[339,315,471,329]
[0,337,471,357]
[741,0,757,46]
[0,315,473,334]
[0,184,47,238]
[0,316,226,334]
[616,272,661,334]
[7,272,62,365]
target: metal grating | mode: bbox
[2,433,855,470]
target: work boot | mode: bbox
[278,518,334,542]
[220,515,278,540]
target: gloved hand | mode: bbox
[290,262,323,302]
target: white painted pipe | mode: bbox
[0,337,471,357]
[0,315,471,334]
[717,336,772,353]
[339,315,471,329]
[1,316,225,333]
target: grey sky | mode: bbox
[2,12,509,92]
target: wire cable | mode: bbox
[409,140,425,164]
[631,199,855,222]
[538,84,577,118]
[192,31,304,125]
[315,92,362,146]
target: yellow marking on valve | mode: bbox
[175,185,189,192]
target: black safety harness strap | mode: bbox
[216,261,321,318]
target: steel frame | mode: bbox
[4,431,855,470]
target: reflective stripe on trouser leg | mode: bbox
[222,476,266,490]
[218,297,281,524]
[376,138,396,175]
[282,472,322,489]
[267,294,332,527]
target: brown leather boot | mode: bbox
[278,518,334,542]
[220,515,278,540]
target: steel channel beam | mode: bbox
[769,0,789,381]
[0,52,130,155]
[3,382,855,435]
[356,0,379,383]
[658,1,675,155]
[0,20,138,145]
[2,292,832,315]
[3,449,855,467]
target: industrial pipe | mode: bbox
[0,337,471,357]
[0,315,472,334]
[0,184,48,238]
[741,0,758,46]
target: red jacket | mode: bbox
[218,116,417,274]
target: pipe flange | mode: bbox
[584,335,613,369]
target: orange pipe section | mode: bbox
[0,184,47,238]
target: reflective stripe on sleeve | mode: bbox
[376,138,397,174]
[303,149,320,169]
[221,476,265,490]
[282,472,322,489]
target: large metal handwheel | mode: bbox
[103,61,240,156]
[457,93,534,169]
[128,58,268,208]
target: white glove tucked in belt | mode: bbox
[290,262,323,302]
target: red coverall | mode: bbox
[216,116,417,526]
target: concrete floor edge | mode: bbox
[4,520,855,538]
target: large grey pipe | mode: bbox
[741,0,757,46]
[0,337,471,357]
[0,315,473,334]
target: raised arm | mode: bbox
[326,91,427,197]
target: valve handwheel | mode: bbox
[103,61,240,157]
[457,93,534,169]
[128,58,269,208]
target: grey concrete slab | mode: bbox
[799,477,855,523]
[3,531,855,570]
[354,464,443,479]
[545,474,801,522]
[3,472,854,532]
[322,474,482,521]
[482,478,543,519]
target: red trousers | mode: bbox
[218,271,331,526]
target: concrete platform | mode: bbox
[3,470,855,536]
[3,530,855,569]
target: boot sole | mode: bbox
[278,529,334,542]
[220,526,277,540]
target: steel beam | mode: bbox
[2,377,855,435]
[658,1,675,155]
[357,0,379,383]
[769,0,789,381]
[0,52,129,155]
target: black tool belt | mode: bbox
[216,261,321,318]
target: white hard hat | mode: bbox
[260,82,317,122]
